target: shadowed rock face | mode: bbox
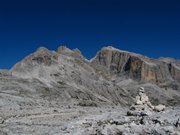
[91,46,180,88]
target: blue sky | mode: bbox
[0,0,180,69]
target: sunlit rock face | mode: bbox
[91,46,180,87]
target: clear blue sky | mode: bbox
[0,0,180,69]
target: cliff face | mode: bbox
[91,46,180,87]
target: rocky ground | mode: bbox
[0,105,180,135]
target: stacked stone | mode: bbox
[127,87,166,117]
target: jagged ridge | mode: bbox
[0,45,180,108]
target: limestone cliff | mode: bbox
[91,46,180,89]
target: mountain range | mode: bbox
[0,46,180,108]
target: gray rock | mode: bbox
[91,46,180,89]
[0,45,180,134]
[154,104,166,112]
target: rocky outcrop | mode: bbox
[154,104,166,112]
[0,69,11,77]
[12,47,58,70]
[57,46,85,60]
[11,47,59,79]
[160,58,180,82]
[91,46,180,88]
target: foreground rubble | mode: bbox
[0,84,179,135]
[0,105,179,135]
[63,88,180,135]
[68,107,180,135]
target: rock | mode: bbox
[135,94,143,105]
[57,46,84,59]
[174,118,180,128]
[8,46,180,108]
[127,110,149,117]
[0,117,5,124]
[53,109,58,113]
[109,120,122,125]
[131,87,154,110]
[128,87,166,118]
[91,46,180,88]
[154,105,166,112]
[0,45,180,134]
[147,101,155,110]
[135,94,149,105]
[0,130,7,135]
[57,45,73,54]
[152,118,162,125]
[0,70,11,77]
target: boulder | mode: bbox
[0,117,5,124]
[154,104,166,112]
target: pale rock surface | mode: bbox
[154,104,166,112]
[91,46,180,89]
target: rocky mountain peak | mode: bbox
[101,46,142,56]
[73,48,82,55]
[102,46,120,51]
[91,46,180,88]
[36,47,50,54]
[57,45,73,54]
[57,45,85,60]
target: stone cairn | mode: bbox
[127,87,166,117]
